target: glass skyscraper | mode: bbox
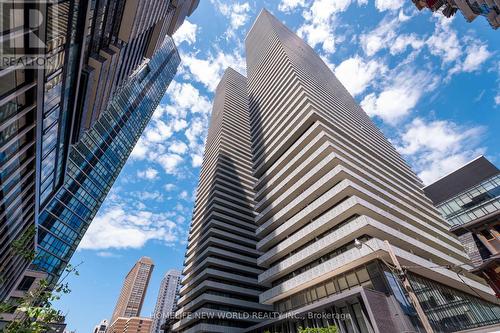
[0,0,87,300]
[32,37,180,282]
[1,0,197,302]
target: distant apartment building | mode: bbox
[175,9,500,333]
[0,0,198,301]
[152,269,182,333]
[412,0,500,29]
[110,257,154,325]
[424,156,500,297]
[92,319,109,333]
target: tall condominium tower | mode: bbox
[152,269,182,333]
[110,257,154,326]
[173,69,272,332]
[0,0,197,300]
[175,9,500,333]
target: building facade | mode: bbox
[152,269,182,333]
[412,0,499,29]
[424,156,500,297]
[0,269,47,327]
[107,316,153,333]
[0,0,86,300]
[173,69,272,332]
[175,9,500,333]
[109,257,154,327]
[0,0,197,301]
[31,37,179,283]
[92,319,109,333]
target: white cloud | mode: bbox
[279,0,307,12]
[360,69,437,125]
[426,20,462,63]
[185,117,207,167]
[360,17,399,56]
[374,0,403,11]
[135,191,164,201]
[390,34,424,55]
[137,167,159,180]
[169,141,188,154]
[181,51,246,92]
[165,81,212,115]
[96,251,121,258]
[212,1,251,37]
[179,190,189,200]
[144,119,174,143]
[297,0,355,54]
[158,153,183,174]
[132,81,211,173]
[164,183,176,191]
[461,43,491,72]
[173,20,198,45]
[334,56,386,96]
[495,94,500,105]
[396,118,485,184]
[131,139,148,159]
[79,207,180,250]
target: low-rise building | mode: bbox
[107,317,153,333]
[424,156,500,297]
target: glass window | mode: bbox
[309,288,318,301]
[346,272,359,287]
[480,229,495,240]
[1,3,25,34]
[325,280,336,295]
[0,112,28,148]
[41,148,56,180]
[16,276,36,291]
[337,276,348,291]
[316,285,327,299]
[356,268,370,283]
[0,68,27,98]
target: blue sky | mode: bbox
[56,0,500,331]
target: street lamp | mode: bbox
[354,238,435,333]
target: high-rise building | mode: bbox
[92,319,109,333]
[152,269,182,333]
[173,69,272,332]
[175,9,500,333]
[412,0,499,29]
[0,0,198,301]
[424,156,500,297]
[31,37,179,284]
[0,0,86,301]
[75,0,199,135]
[110,257,154,326]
